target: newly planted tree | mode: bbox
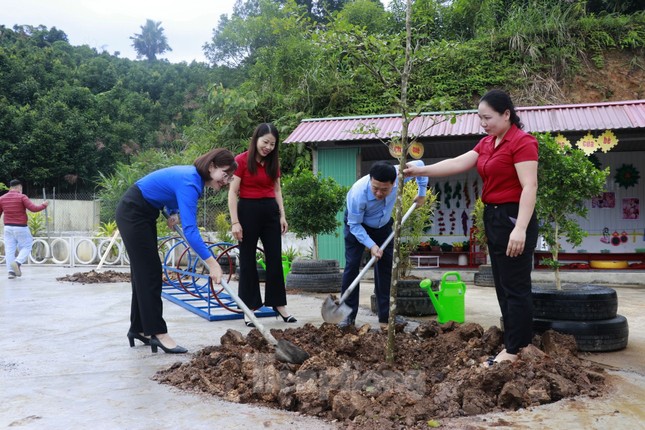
[323,0,449,362]
[534,132,609,289]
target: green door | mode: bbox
[317,147,358,265]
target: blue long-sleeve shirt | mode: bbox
[346,160,428,249]
[136,166,211,260]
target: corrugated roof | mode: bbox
[284,99,645,144]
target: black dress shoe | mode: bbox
[127,331,150,347]
[272,307,297,323]
[150,335,187,354]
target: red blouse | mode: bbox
[474,124,538,204]
[234,151,280,199]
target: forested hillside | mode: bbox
[1,0,643,194]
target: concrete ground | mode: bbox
[1,265,643,430]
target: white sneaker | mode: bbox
[8,271,16,279]
[10,261,21,277]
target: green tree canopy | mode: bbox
[130,19,172,61]
[535,132,610,289]
[282,169,347,259]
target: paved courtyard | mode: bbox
[1,265,643,429]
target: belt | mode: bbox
[484,202,518,209]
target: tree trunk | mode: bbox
[554,222,561,290]
[386,0,413,365]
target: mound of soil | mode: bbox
[57,270,131,284]
[154,321,607,429]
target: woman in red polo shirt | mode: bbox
[228,123,296,327]
[404,89,538,366]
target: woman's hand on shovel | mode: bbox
[204,257,223,284]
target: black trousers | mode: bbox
[484,202,538,354]
[340,214,394,323]
[237,198,286,309]
[115,185,167,336]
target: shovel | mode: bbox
[165,212,309,364]
[321,202,418,324]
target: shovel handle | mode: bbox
[162,209,279,346]
[336,202,418,306]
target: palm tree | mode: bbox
[130,19,172,61]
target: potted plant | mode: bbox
[428,237,441,252]
[535,133,608,289]
[531,132,627,352]
[281,168,348,292]
[451,241,464,252]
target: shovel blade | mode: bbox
[275,339,309,364]
[321,294,353,324]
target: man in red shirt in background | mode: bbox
[0,179,49,278]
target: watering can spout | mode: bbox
[420,279,444,316]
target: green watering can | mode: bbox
[420,271,466,324]
[257,255,292,280]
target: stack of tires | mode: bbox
[531,284,629,352]
[370,279,437,317]
[285,259,342,293]
[473,264,495,287]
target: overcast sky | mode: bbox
[1,0,237,63]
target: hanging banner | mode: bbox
[576,132,598,155]
[408,141,424,159]
[597,129,618,153]
[555,133,571,150]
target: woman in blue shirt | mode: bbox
[116,148,236,354]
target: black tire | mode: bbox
[286,272,342,293]
[532,284,618,321]
[533,315,629,352]
[370,294,437,317]
[474,264,495,287]
[290,259,339,274]
[396,279,435,297]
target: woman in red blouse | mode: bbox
[228,123,296,327]
[404,89,538,366]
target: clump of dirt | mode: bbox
[57,270,131,284]
[154,322,607,429]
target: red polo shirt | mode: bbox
[474,124,538,204]
[234,151,280,199]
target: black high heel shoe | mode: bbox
[150,335,187,354]
[272,307,297,323]
[127,331,150,347]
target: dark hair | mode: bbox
[480,89,523,129]
[369,161,397,183]
[193,148,237,181]
[9,179,21,187]
[247,123,280,180]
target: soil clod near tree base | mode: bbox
[57,270,130,284]
[154,322,608,429]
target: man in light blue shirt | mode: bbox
[340,160,428,327]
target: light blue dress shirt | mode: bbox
[346,160,428,249]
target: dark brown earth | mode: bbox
[57,270,131,284]
[154,322,607,429]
